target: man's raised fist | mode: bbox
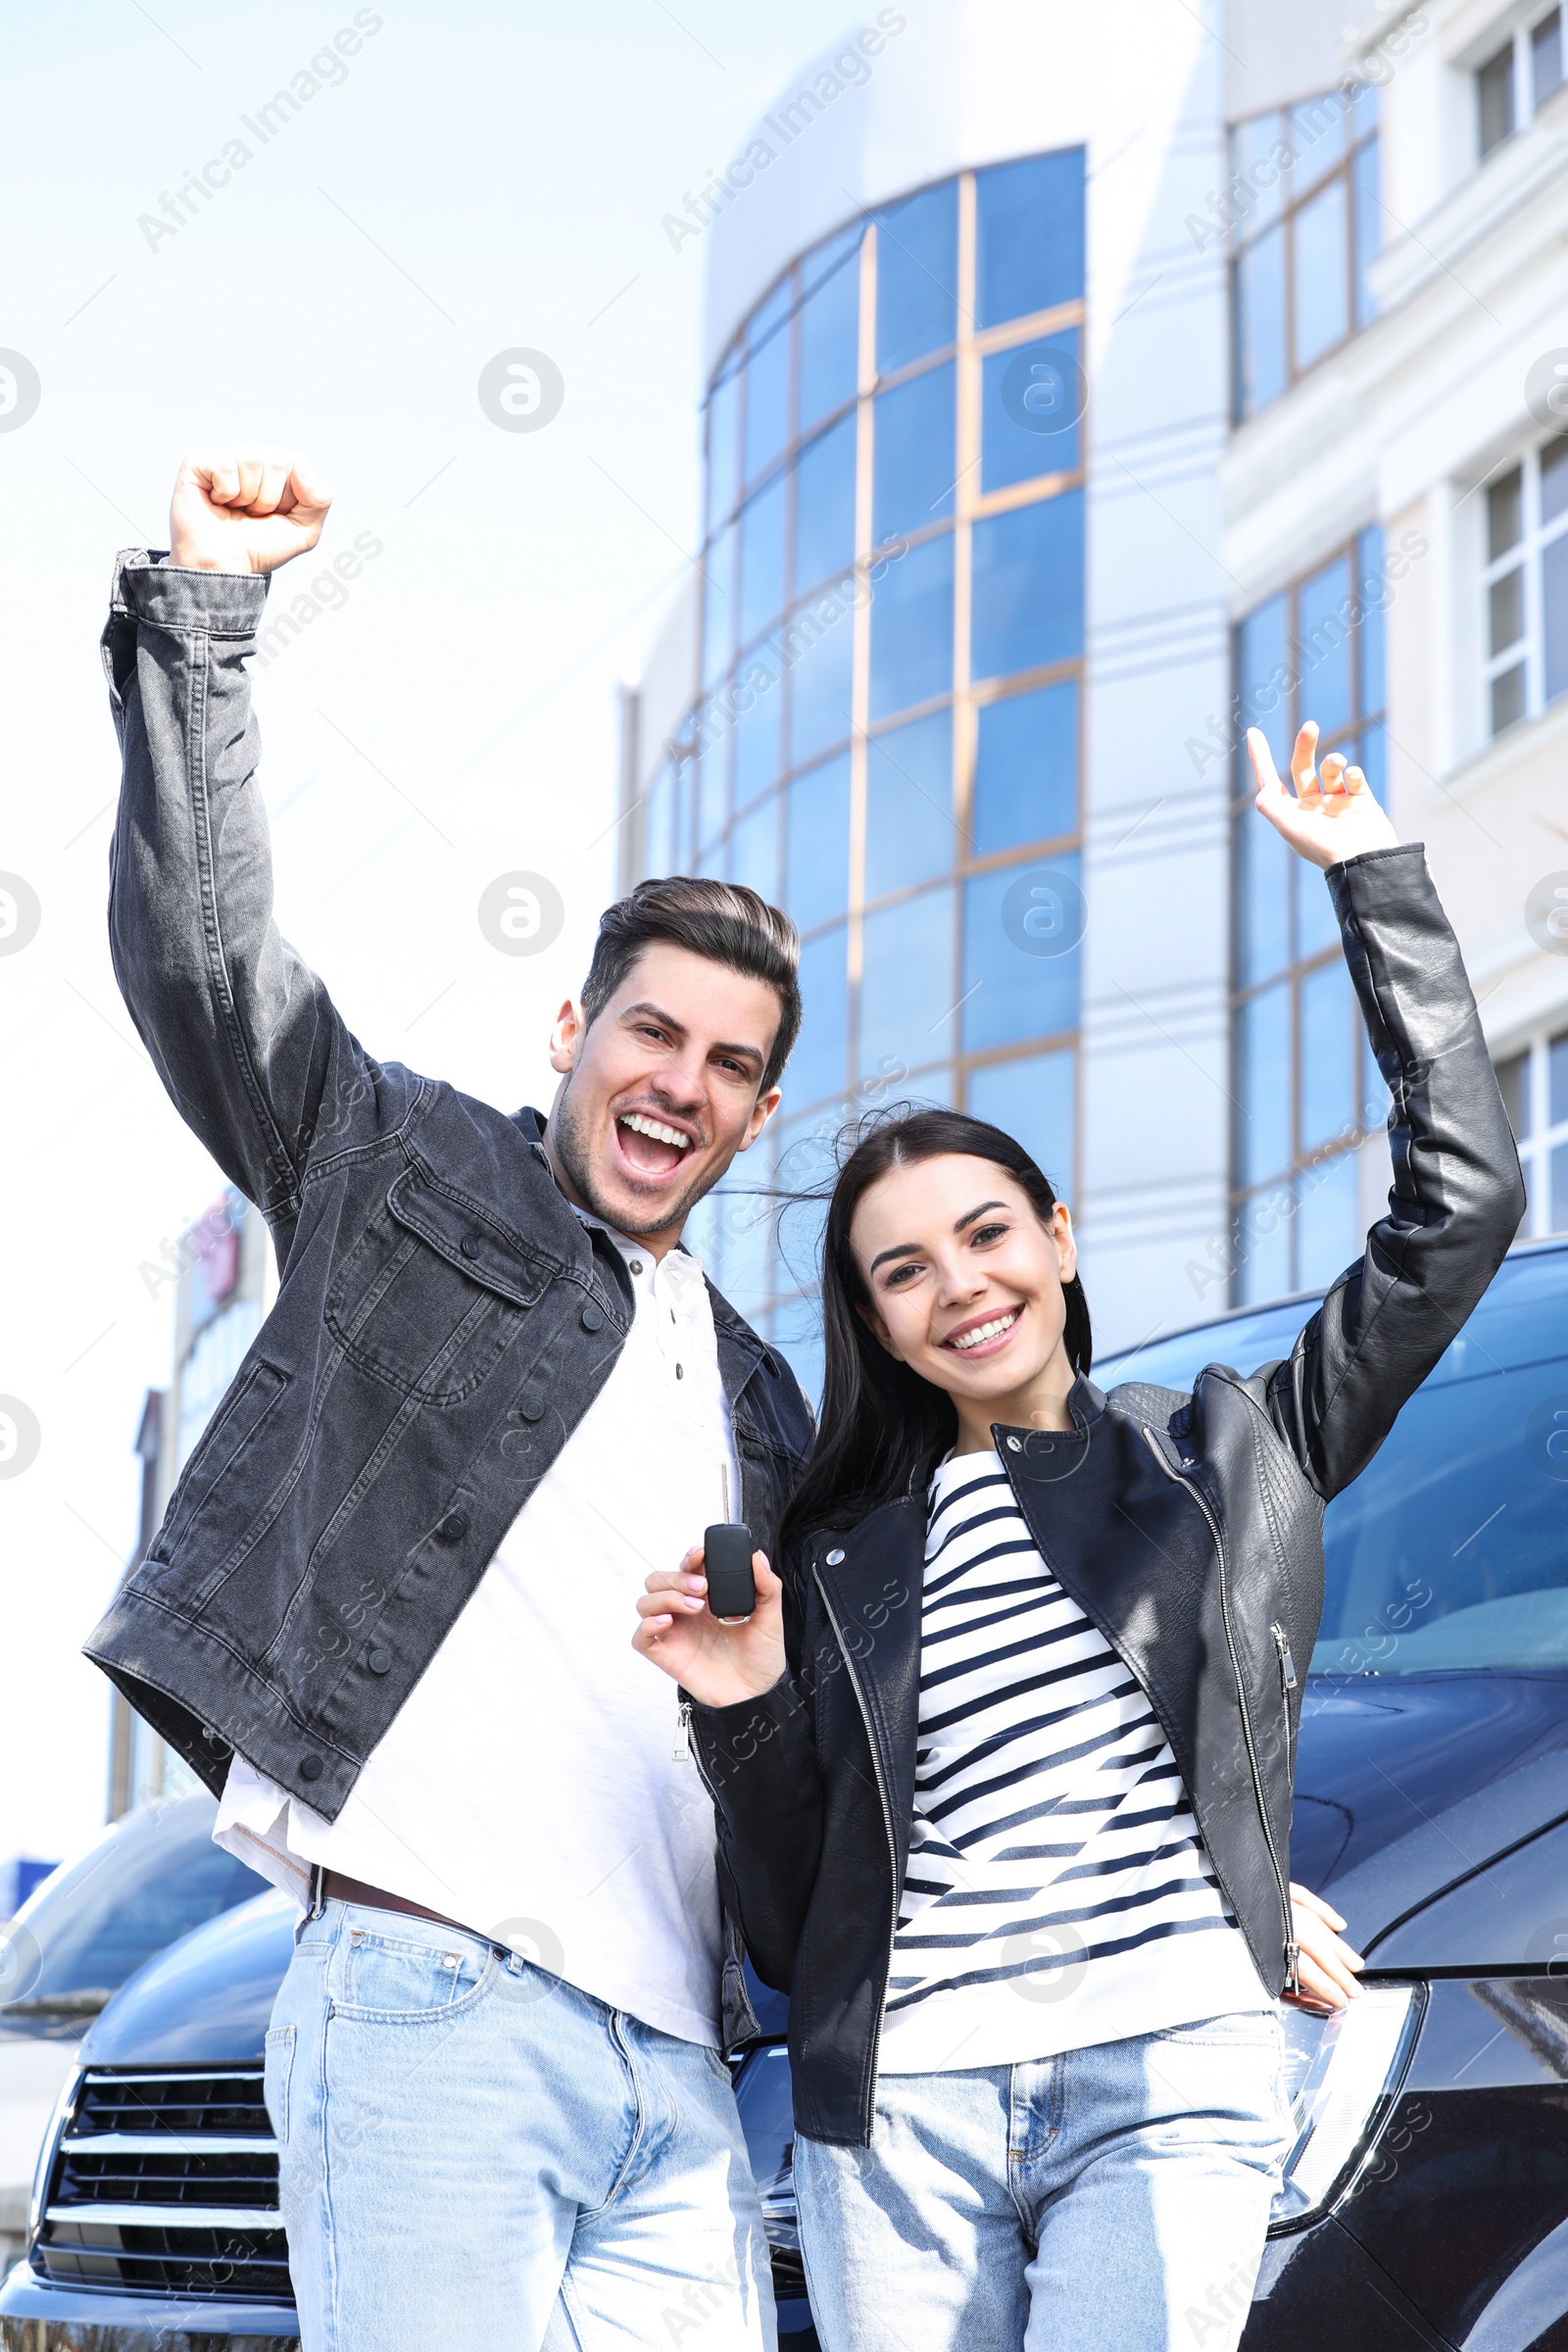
[168,450,333,574]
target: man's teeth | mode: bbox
[620,1111,692,1151]
[950,1309,1020,1351]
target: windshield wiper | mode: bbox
[0,1990,114,2018]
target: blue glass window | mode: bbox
[970,493,1083,684]
[739,473,788,649]
[1300,957,1355,1152]
[973,679,1077,857]
[859,887,956,1081]
[1236,591,1291,765]
[966,1049,1076,1197]
[1295,857,1341,964]
[1298,1150,1359,1292]
[1296,555,1352,739]
[702,522,736,690]
[716,1134,776,1320]
[875,181,957,374]
[1294,176,1348,368]
[731,787,779,905]
[872,362,956,549]
[960,854,1082,1053]
[731,662,782,809]
[708,362,741,530]
[982,327,1081,494]
[1235,804,1291,991]
[1236,1190,1293,1306]
[869,531,954,720]
[794,414,857,598]
[975,149,1084,329]
[1352,137,1380,327]
[1238,982,1291,1186]
[865,710,953,902]
[784,753,851,935]
[744,283,792,486]
[787,590,856,767]
[643,760,673,878]
[791,925,849,1105]
[800,242,860,433]
[1235,227,1287,418]
[698,734,728,853]
[1544,532,1568,707]
[1358,526,1387,710]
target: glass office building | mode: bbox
[638,150,1088,1392]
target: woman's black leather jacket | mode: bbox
[690,846,1525,2145]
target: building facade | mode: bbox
[620,0,1566,1376]
[106,1188,273,1817]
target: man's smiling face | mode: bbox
[543,941,784,1251]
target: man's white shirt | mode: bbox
[216,1222,739,2048]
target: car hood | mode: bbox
[76,1890,296,2069]
[1291,1672,1568,1957]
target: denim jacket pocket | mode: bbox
[143,1359,294,1599]
[323,1172,549,1405]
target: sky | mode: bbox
[0,0,867,1864]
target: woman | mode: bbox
[633,725,1524,2352]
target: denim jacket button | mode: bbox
[368,1648,392,1675]
[300,1755,323,1783]
[460,1235,481,1259]
[437,1510,468,1544]
[515,1397,545,1423]
[581,1304,605,1332]
[825,1547,845,1565]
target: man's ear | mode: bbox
[736,1085,783,1151]
[549,997,584,1078]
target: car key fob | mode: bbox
[703,1522,757,1622]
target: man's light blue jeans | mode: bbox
[793,2010,1288,2352]
[264,1899,776,2352]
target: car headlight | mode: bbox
[1269,1984,1424,2230]
[26,2066,80,2249]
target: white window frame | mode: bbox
[1478,4,1566,158]
[1495,1024,1568,1236]
[1481,438,1568,736]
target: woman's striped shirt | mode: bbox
[876,1451,1273,2074]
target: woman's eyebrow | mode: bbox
[954,1200,1007,1233]
[867,1200,1008,1274]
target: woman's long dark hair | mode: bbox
[780,1106,1093,1551]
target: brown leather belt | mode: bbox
[320,1868,479,1941]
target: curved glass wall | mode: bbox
[640,149,1087,1389]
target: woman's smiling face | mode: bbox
[849,1152,1078,1416]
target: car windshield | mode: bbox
[1097,1247,1568,1677]
[6,1797,265,2005]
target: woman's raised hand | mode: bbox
[632,1544,788,1708]
[1248,720,1398,870]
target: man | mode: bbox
[88,450,813,2351]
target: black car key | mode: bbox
[703,1467,756,1623]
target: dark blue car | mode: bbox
[7,1241,1568,2350]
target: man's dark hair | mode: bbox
[580,875,802,1094]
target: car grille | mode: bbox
[34,2067,290,2300]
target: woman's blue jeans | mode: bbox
[793,2009,1288,2352]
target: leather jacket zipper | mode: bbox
[1271,1623,1298,1776]
[812,1556,901,2098]
[1143,1429,1299,1996]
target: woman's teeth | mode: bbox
[619,1112,691,1151]
[949,1307,1021,1351]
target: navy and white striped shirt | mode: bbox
[877,1453,1272,2073]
